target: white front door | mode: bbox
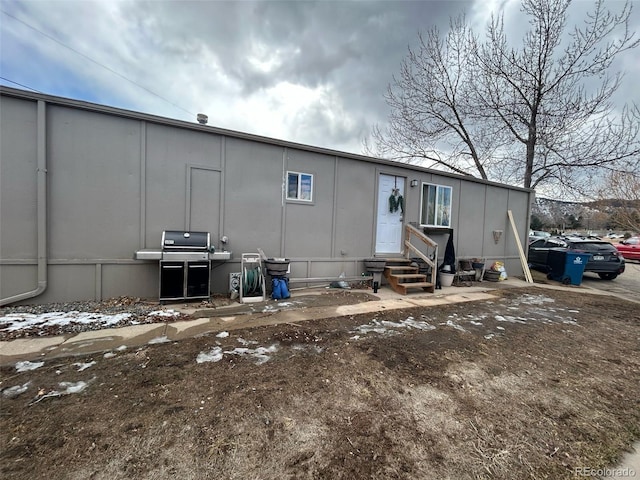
[375,174,405,254]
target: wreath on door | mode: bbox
[389,188,404,213]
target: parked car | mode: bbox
[616,237,640,261]
[530,230,551,238]
[528,237,626,280]
[529,230,551,242]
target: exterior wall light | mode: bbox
[493,230,503,244]
[410,179,419,187]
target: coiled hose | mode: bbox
[243,266,263,295]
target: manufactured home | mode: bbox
[0,86,533,305]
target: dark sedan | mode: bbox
[528,237,626,280]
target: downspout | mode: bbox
[0,100,47,305]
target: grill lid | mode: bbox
[162,230,210,250]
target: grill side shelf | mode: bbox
[135,249,162,260]
[134,249,231,261]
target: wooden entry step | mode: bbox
[382,258,435,295]
[384,265,419,274]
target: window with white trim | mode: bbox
[286,171,313,202]
[420,183,452,227]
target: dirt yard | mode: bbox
[1,286,639,479]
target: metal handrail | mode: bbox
[404,224,438,286]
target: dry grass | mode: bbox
[1,287,639,479]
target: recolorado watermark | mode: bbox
[574,466,636,477]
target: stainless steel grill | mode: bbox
[159,230,211,302]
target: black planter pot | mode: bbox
[364,258,386,273]
[264,259,290,277]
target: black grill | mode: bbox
[159,230,211,302]
[162,230,210,251]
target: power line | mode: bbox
[0,76,43,93]
[1,9,197,118]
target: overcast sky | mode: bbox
[1,0,639,157]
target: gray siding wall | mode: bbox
[1,97,38,258]
[0,92,533,304]
[224,138,283,256]
[48,106,142,259]
[1,97,39,300]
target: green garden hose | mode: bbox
[243,266,263,295]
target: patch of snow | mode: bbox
[445,320,467,332]
[33,377,96,402]
[216,331,229,338]
[225,344,279,365]
[74,361,96,372]
[103,352,116,359]
[380,320,405,328]
[516,294,555,306]
[59,380,90,394]
[495,315,526,324]
[237,337,258,346]
[353,320,395,335]
[402,317,436,331]
[148,336,170,344]
[16,360,44,372]
[196,343,279,365]
[275,302,295,307]
[116,345,127,351]
[197,347,223,364]
[353,316,435,336]
[2,381,31,398]
[470,321,484,326]
[0,311,132,332]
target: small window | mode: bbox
[420,183,452,227]
[287,171,313,202]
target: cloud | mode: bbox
[1,0,636,156]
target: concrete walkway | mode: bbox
[0,276,630,365]
[0,279,531,364]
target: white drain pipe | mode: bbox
[0,100,48,306]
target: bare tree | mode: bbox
[367,17,493,179]
[597,171,640,233]
[371,0,640,194]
